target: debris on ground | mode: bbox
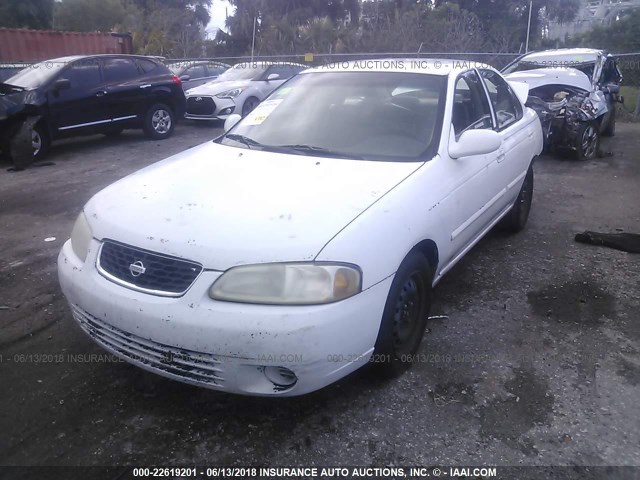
[575,231,640,254]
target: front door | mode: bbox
[441,70,501,262]
[47,58,110,134]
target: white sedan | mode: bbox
[58,60,543,396]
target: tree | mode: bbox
[0,0,54,29]
[54,0,127,32]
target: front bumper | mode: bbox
[58,239,392,396]
[184,95,235,121]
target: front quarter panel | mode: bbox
[315,160,450,291]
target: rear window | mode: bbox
[103,58,140,83]
[137,58,160,74]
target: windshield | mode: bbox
[4,61,66,88]
[504,60,596,79]
[219,71,446,162]
[216,64,268,82]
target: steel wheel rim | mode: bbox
[581,125,597,159]
[32,129,42,156]
[152,109,171,134]
[392,272,425,355]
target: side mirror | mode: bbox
[180,74,191,82]
[449,129,502,159]
[224,114,242,132]
[603,84,620,95]
[53,78,71,91]
[267,73,281,81]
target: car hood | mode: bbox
[84,142,422,270]
[0,86,35,120]
[186,80,252,97]
[504,68,592,92]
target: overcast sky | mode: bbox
[206,0,234,37]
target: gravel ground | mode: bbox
[0,122,639,474]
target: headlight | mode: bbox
[216,88,244,99]
[209,263,362,305]
[70,212,92,262]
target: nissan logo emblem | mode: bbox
[129,261,146,277]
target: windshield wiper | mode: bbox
[225,134,263,149]
[271,144,364,160]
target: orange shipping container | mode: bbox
[0,28,133,62]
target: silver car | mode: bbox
[167,60,231,91]
[184,62,305,121]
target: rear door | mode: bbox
[479,69,531,213]
[102,57,147,125]
[47,58,110,133]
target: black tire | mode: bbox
[242,96,260,117]
[373,251,432,377]
[500,165,534,233]
[575,121,600,161]
[601,107,616,137]
[143,103,175,140]
[9,119,49,170]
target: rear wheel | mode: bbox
[601,107,616,137]
[500,165,534,233]
[143,103,175,140]
[373,251,432,377]
[575,122,600,161]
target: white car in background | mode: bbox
[184,61,305,121]
[58,60,543,396]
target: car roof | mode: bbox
[232,61,306,68]
[518,48,605,64]
[36,54,165,64]
[302,58,494,77]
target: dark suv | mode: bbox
[0,54,186,169]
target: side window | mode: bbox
[207,66,227,77]
[266,65,297,80]
[601,59,621,85]
[480,69,523,130]
[59,59,101,91]
[103,58,140,84]
[452,71,493,136]
[184,65,206,79]
[137,58,159,74]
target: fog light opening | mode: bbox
[220,107,234,116]
[263,366,297,390]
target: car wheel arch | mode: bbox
[408,239,439,282]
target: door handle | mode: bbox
[140,84,152,89]
[96,90,107,97]
[497,149,506,163]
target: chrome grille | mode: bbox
[70,305,223,386]
[97,240,202,297]
[186,96,215,116]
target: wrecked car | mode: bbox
[0,55,186,169]
[503,48,622,160]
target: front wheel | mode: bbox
[575,122,600,161]
[9,119,49,170]
[500,165,534,233]
[143,103,175,140]
[373,251,432,377]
